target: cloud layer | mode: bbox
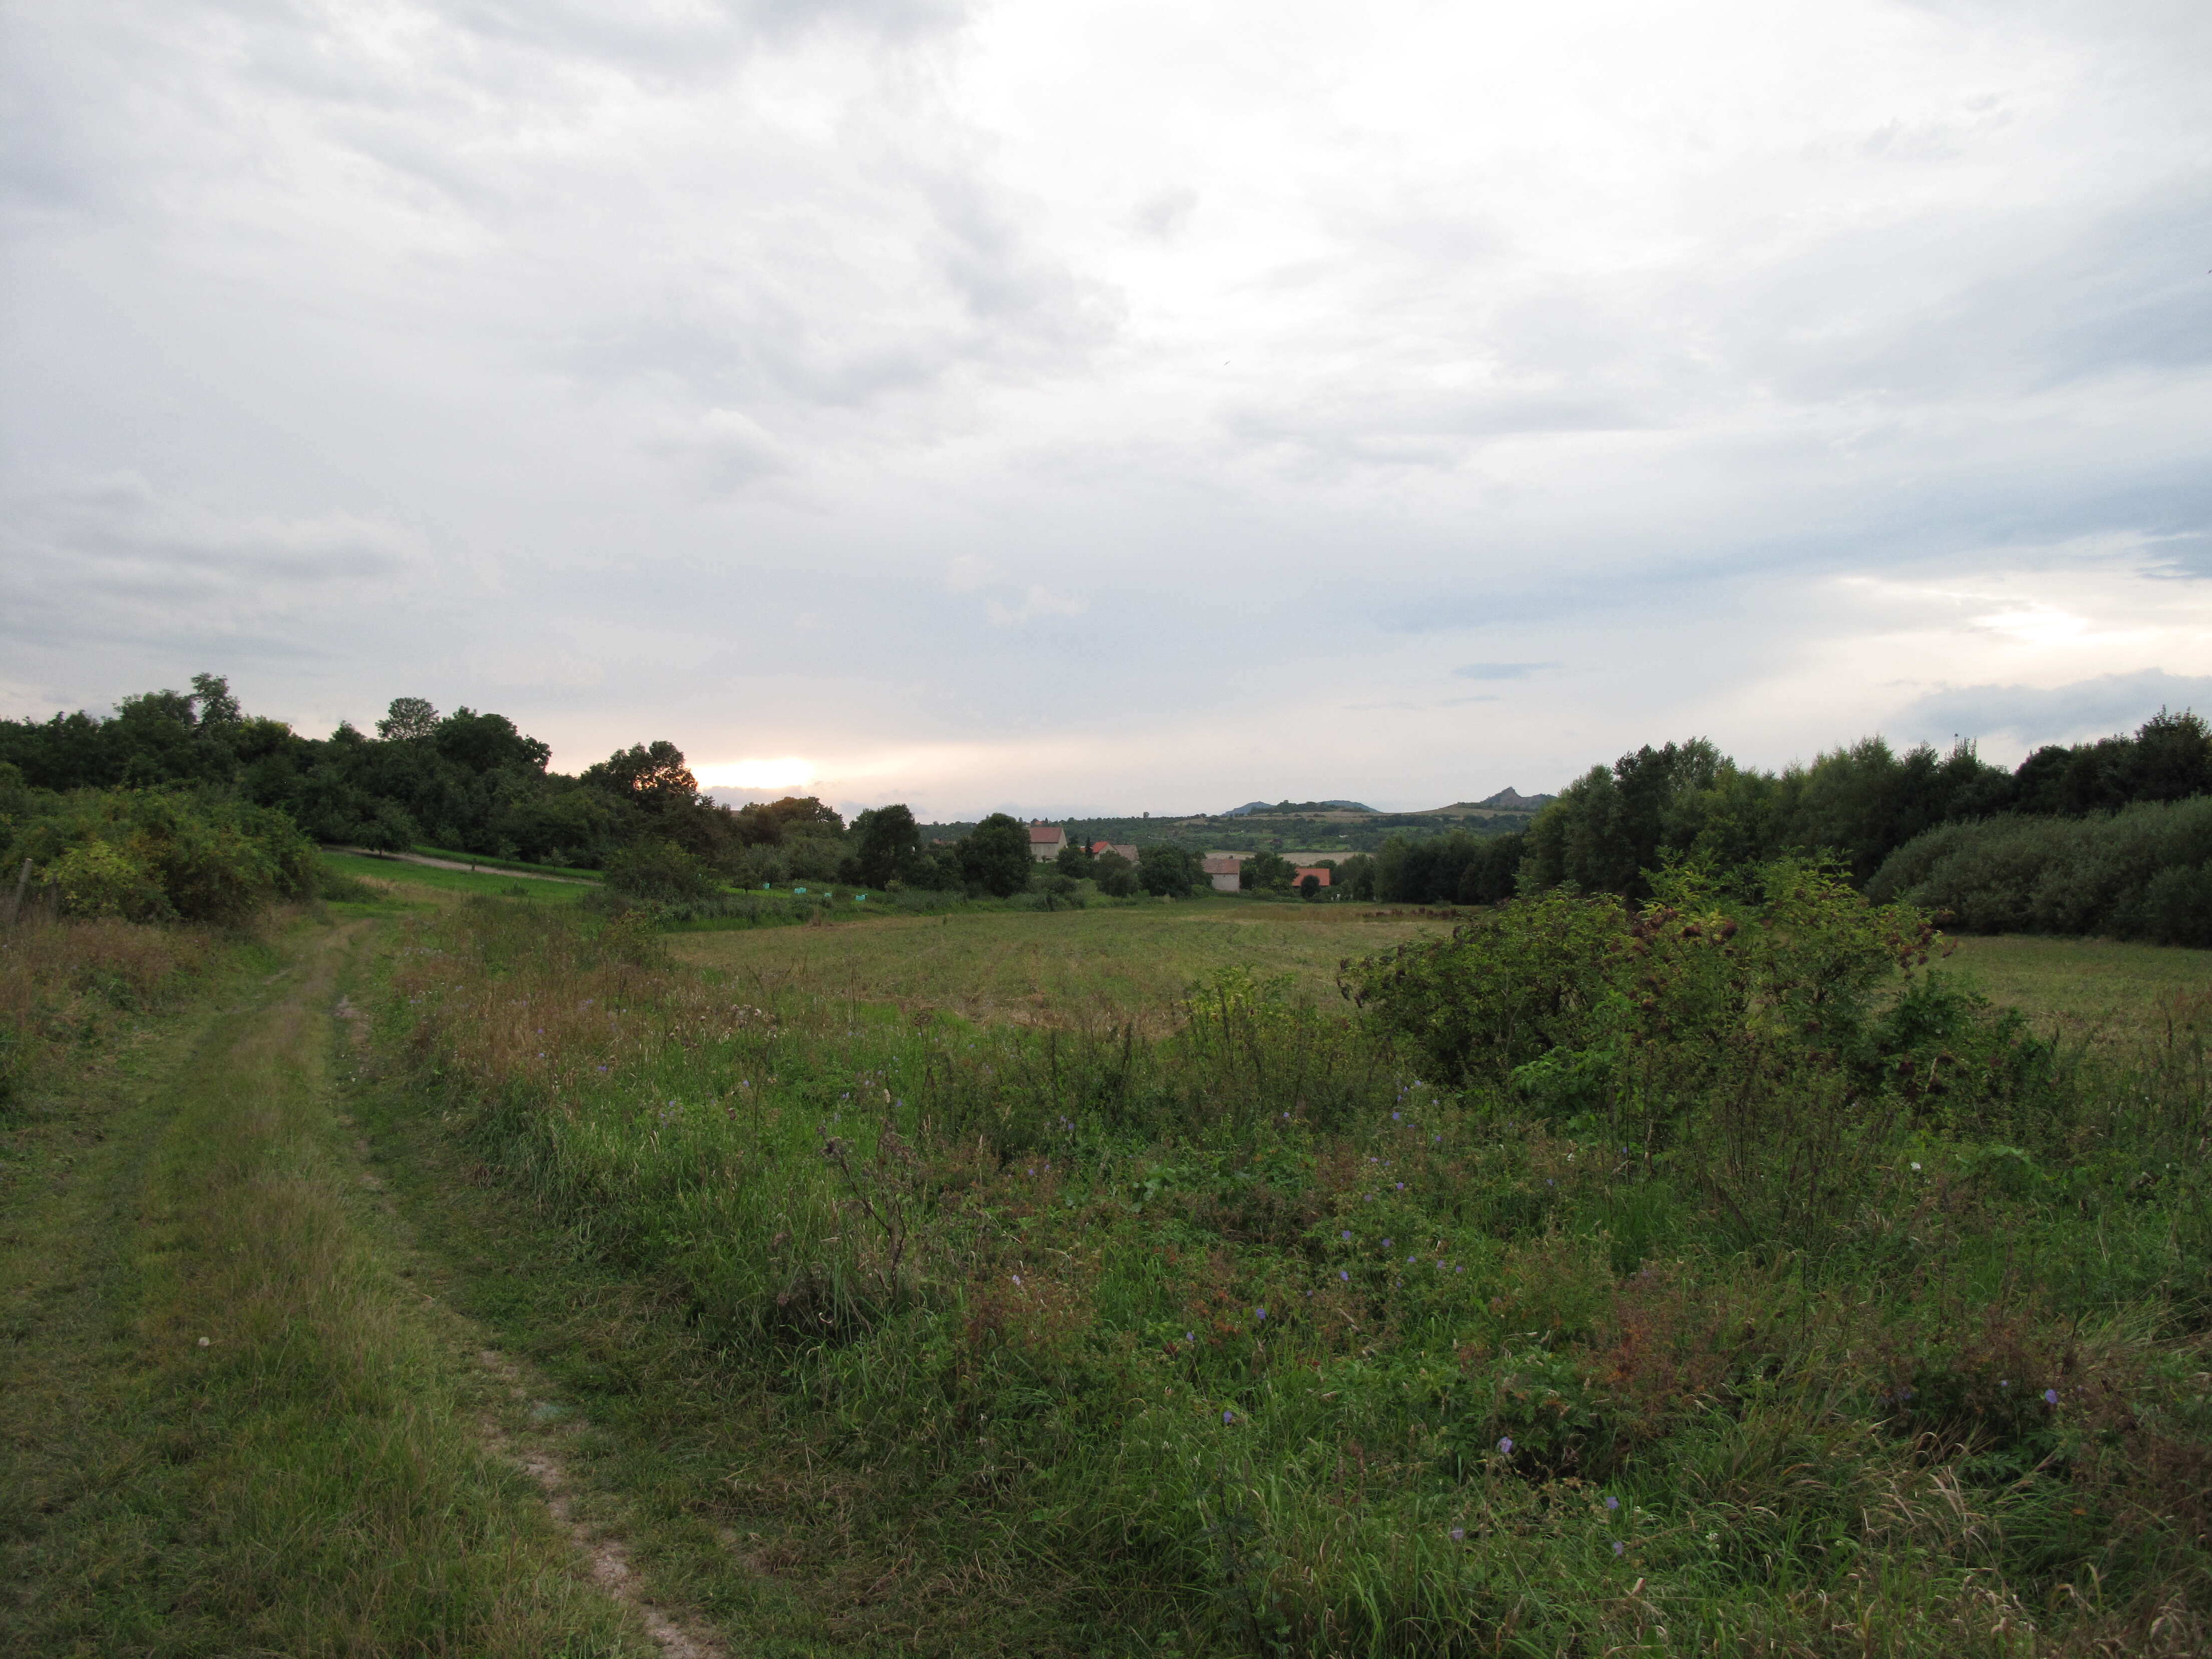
[4,0,2209,813]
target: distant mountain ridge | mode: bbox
[1221,799,1377,817]
[1220,789,1550,818]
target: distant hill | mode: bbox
[1478,787,1551,811]
[1221,799,1378,817]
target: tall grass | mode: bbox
[378,897,2212,1655]
[0,915,221,1110]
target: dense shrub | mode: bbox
[601,837,720,902]
[3,786,317,924]
[1344,861,2058,1246]
[1868,796,2212,943]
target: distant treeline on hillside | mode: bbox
[7,676,2208,940]
[1379,713,2212,944]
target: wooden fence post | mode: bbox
[2,858,29,928]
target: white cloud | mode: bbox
[3,0,2209,807]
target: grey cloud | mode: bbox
[0,475,425,658]
[1894,669,2212,749]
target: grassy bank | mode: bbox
[0,916,648,1655]
[323,849,597,905]
[377,895,2212,1656]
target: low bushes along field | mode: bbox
[376,862,2212,1655]
[1870,794,2212,945]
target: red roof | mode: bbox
[1027,823,1065,846]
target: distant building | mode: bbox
[1091,840,1139,862]
[1202,854,1243,894]
[1292,866,1331,888]
[1028,822,1067,862]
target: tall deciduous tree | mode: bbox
[376,697,441,743]
[853,803,922,887]
[959,813,1032,897]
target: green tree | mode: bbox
[376,697,440,743]
[1242,851,1293,892]
[853,803,922,887]
[1093,850,1138,897]
[960,813,1033,897]
[1137,843,1199,898]
[1055,839,1096,879]
[584,740,700,813]
[189,672,241,727]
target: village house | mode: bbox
[1201,854,1242,894]
[1091,840,1140,862]
[1293,866,1331,888]
[1028,822,1067,862]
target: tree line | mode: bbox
[0,676,1224,906]
[1365,711,2212,941]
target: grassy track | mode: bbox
[0,916,649,1656]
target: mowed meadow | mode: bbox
[365,872,2212,1657]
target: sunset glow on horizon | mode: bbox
[697,758,816,792]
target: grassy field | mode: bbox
[670,902,1454,1026]
[372,889,2212,1656]
[10,889,2210,1656]
[413,844,605,880]
[1945,932,2212,1045]
[323,849,596,905]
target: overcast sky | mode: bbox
[5,0,2209,817]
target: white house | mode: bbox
[1028,822,1067,862]
[1202,854,1242,894]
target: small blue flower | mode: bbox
[1604,1495,1619,1511]
[1339,1270,1349,1281]
[1449,1527,1465,1541]
[1498,1437,1513,1455]
[1341,1230,1350,1240]
[1382,1239,1392,1248]
[2044,1388,2059,1405]
[1612,1541,1625,1557]
[1254,1307,1266,1321]
[1223,1410,1234,1424]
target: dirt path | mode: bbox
[0,916,717,1656]
[327,845,597,884]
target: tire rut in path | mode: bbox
[470,1344,728,1659]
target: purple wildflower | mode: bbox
[1604,1495,1619,1511]
[1612,1541,1625,1557]
[1339,1270,1349,1281]
[1498,1437,1513,1454]
[2044,1388,2059,1405]
[1255,1307,1266,1321]
[1223,1410,1234,1424]
[1449,1527,1465,1541]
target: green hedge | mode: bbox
[1867,796,2212,943]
